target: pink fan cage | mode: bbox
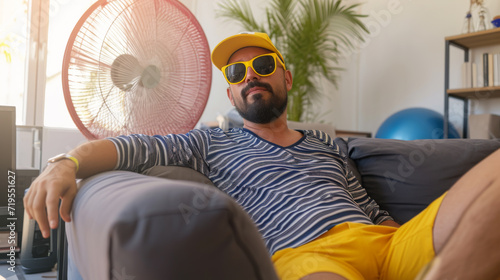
[62,0,212,139]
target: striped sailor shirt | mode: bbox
[108,128,393,255]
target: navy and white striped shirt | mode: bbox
[108,128,393,255]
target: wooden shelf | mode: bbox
[335,129,371,139]
[445,28,500,48]
[445,28,500,138]
[447,86,500,99]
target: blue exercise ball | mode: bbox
[375,107,460,140]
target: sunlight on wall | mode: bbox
[44,0,96,128]
[0,1,28,125]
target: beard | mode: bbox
[232,80,288,124]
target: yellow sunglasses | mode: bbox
[221,53,286,84]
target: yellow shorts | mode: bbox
[272,193,446,280]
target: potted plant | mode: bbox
[217,0,368,122]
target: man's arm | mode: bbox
[344,168,397,225]
[23,139,117,238]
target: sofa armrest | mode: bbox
[67,170,277,280]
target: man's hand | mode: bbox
[24,160,78,238]
[23,139,122,238]
[380,220,401,228]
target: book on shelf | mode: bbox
[462,61,477,88]
[488,53,494,87]
[483,53,489,87]
[462,62,471,88]
[494,53,500,86]
[481,52,500,87]
[473,61,478,87]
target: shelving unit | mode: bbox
[447,86,500,99]
[444,28,500,138]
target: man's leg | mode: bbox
[430,148,500,279]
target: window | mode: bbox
[44,0,95,128]
[0,0,94,127]
[0,1,28,125]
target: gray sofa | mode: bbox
[65,137,500,280]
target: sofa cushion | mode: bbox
[347,138,500,224]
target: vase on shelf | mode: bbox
[462,12,475,33]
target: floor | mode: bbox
[0,261,57,280]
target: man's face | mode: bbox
[226,47,292,124]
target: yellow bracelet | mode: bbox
[47,153,80,173]
[65,154,79,172]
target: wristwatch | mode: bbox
[47,153,80,172]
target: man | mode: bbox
[25,32,500,280]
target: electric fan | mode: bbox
[62,0,212,139]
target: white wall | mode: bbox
[40,127,87,164]
[355,0,500,135]
[16,126,87,170]
[186,0,500,135]
[183,0,269,124]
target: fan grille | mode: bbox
[62,0,211,139]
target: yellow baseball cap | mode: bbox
[211,32,286,70]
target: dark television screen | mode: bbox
[0,106,16,229]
